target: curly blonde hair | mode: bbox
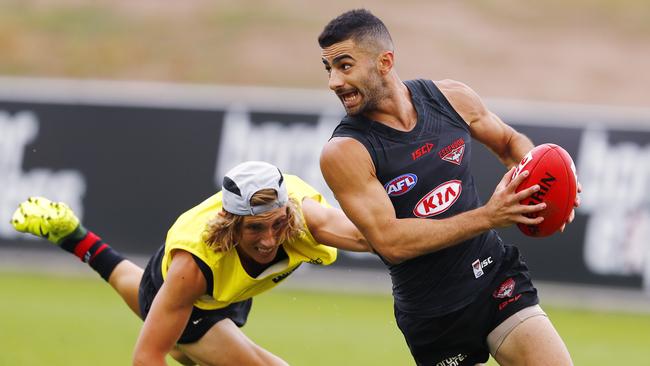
[202,188,305,252]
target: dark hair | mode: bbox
[318,9,393,51]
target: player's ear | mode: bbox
[377,50,394,75]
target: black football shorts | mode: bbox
[138,259,253,344]
[394,245,541,366]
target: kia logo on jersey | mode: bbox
[385,173,418,196]
[413,180,462,217]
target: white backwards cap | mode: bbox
[221,161,288,216]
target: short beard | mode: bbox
[348,71,388,117]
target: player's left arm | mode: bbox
[435,79,533,167]
[301,197,371,252]
[437,79,581,230]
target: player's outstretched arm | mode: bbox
[301,197,370,252]
[133,250,205,366]
[320,138,545,264]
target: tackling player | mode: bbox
[12,161,370,366]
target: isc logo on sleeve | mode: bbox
[384,173,418,196]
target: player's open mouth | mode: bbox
[339,90,360,108]
[256,247,273,254]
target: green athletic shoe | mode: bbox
[11,197,80,244]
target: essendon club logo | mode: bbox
[493,278,515,299]
[439,138,466,165]
[385,173,418,196]
[413,180,462,217]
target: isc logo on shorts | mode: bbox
[472,256,493,278]
[384,173,418,196]
[413,180,462,217]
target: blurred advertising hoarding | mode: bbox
[0,78,649,291]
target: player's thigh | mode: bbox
[178,318,288,366]
[493,313,572,366]
[107,259,144,316]
[169,346,197,366]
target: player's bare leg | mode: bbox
[11,197,125,282]
[11,196,143,308]
[491,307,572,366]
[11,197,203,364]
[178,318,288,366]
[107,260,144,315]
[11,197,197,363]
[169,346,197,366]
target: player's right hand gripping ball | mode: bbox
[511,143,578,237]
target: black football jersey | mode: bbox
[331,79,505,316]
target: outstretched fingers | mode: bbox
[513,183,540,202]
[514,185,546,225]
[506,168,530,192]
[487,168,549,229]
[496,167,519,190]
[517,206,545,226]
[560,181,582,232]
[510,174,546,226]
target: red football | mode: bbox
[511,143,577,237]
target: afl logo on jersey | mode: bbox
[385,173,418,196]
[413,180,462,217]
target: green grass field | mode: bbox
[1,272,649,365]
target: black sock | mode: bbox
[59,226,125,281]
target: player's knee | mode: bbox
[247,344,289,366]
[169,347,196,366]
